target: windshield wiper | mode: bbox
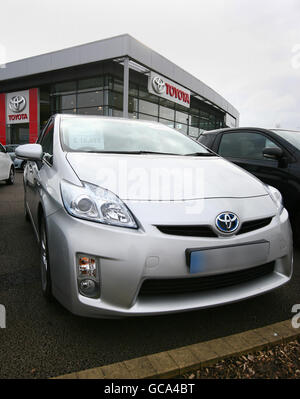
[75,150,216,156]
[184,152,216,156]
[133,151,180,156]
[78,150,180,156]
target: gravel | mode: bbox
[182,339,300,379]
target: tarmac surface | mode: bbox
[0,173,298,379]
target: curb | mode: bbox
[53,319,300,379]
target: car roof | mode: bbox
[201,127,300,135]
[271,128,300,133]
[56,113,165,126]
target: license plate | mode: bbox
[186,240,270,274]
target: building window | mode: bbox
[175,110,189,125]
[53,81,76,94]
[139,99,158,116]
[77,91,103,108]
[77,107,104,115]
[189,114,199,128]
[129,82,139,97]
[49,74,226,134]
[108,92,123,109]
[60,94,76,110]
[78,77,103,92]
[62,109,77,114]
[111,109,123,117]
[189,126,199,138]
[138,113,158,122]
[128,97,138,113]
[159,118,174,128]
[139,87,159,103]
[113,78,124,93]
[175,123,188,134]
[159,105,174,121]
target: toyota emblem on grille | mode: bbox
[9,95,26,113]
[215,212,239,234]
[152,76,166,94]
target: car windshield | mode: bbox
[5,145,18,152]
[272,130,300,150]
[60,117,211,155]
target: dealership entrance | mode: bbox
[0,88,39,145]
[6,123,29,145]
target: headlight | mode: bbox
[264,184,284,214]
[61,180,138,228]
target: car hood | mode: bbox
[66,153,267,201]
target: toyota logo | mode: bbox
[9,95,26,113]
[215,212,239,234]
[152,76,166,94]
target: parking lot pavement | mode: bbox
[0,173,299,379]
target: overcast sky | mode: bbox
[0,0,299,128]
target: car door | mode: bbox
[214,130,293,205]
[0,144,10,180]
[0,144,6,180]
[26,119,54,231]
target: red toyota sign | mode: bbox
[6,90,30,124]
[148,72,191,108]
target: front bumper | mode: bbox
[46,201,293,318]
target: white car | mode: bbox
[5,144,26,170]
[16,115,293,318]
[0,143,15,184]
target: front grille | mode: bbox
[155,217,273,238]
[156,225,218,237]
[139,262,275,297]
[237,217,273,235]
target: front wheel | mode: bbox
[6,167,15,185]
[40,217,53,300]
[24,193,30,222]
[292,212,300,248]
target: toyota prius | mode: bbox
[16,115,293,318]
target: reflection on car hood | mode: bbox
[66,152,268,201]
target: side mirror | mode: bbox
[15,144,43,161]
[263,147,283,160]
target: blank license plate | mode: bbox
[186,241,270,275]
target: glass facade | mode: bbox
[50,74,226,137]
[6,124,29,144]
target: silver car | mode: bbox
[16,114,293,318]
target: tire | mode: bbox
[6,167,15,185]
[24,193,30,222]
[292,212,300,248]
[39,217,53,300]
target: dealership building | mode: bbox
[0,34,239,145]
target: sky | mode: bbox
[0,0,299,128]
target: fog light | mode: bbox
[77,254,100,298]
[78,256,97,278]
[79,279,98,297]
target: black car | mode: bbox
[198,127,300,244]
